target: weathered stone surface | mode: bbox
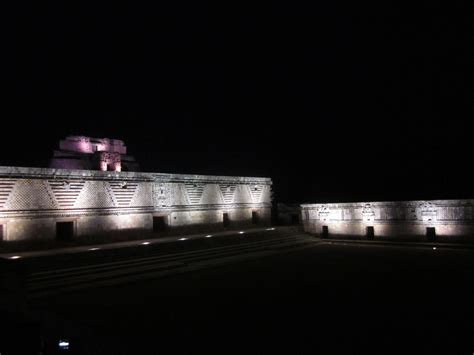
[0,166,272,241]
[50,136,139,172]
[301,200,474,240]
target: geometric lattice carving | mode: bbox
[0,179,16,209]
[74,181,115,208]
[184,183,205,204]
[108,181,138,207]
[153,182,171,208]
[249,185,264,203]
[420,202,437,222]
[318,207,330,221]
[260,185,271,203]
[219,184,237,204]
[233,185,252,204]
[362,203,375,222]
[200,184,224,205]
[48,180,85,208]
[7,179,56,210]
[131,182,152,207]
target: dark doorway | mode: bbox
[322,225,329,238]
[223,213,230,227]
[252,211,259,225]
[153,216,167,232]
[56,221,74,241]
[291,214,300,225]
[366,226,375,240]
[0,224,3,241]
[426,227,436,242]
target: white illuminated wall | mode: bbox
[0,167,272,241]
[301,200,474,241]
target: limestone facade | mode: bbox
[301,200,474,241]
[0,166,271,241]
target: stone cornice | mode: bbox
[301,199,474,209]
[0,166,272,185]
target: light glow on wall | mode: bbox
[9,255,21,259]
[142,241,150,245]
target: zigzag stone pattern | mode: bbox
[74,181,115,209]
[0,167,272,241]
[109,181,138,207]
[249,185,264,203]
[0,179,16,209]
[7,179,56,210]
[184,183,205,204]
[48,180,85,208]
[219,184,236,204]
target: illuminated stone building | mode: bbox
[301,200,474,241]
[0,137,272,241]
[49,136,139,172]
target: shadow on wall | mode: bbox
[275,203,301,226]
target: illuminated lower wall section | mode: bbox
[301,200,474,241]
[0,166,272,241]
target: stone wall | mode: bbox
[301,200,474,241]
[0,166,272,241]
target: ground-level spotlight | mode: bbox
[266,228,275,231]
[9,255,21,260]
[179,238,187,241]
[142,242,150,245]
[433,247,437,250]
[89,247,100,251]
[239,231,245,234]
[205,235,212,238]
[58,339,70,350]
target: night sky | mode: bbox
[9,1,471,203]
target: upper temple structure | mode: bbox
[49,135,140,172]
[0,136,272,242]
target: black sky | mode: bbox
[8,1,472,203]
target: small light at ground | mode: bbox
[142,242,150,245]
[89,247,100,251]
[179,238,187,241]
[205,235,212,238]
[9,255,21,259]
[433,247,437,250]
[239,231,245,234]
[58,339,69,350]
[266,228,275,231]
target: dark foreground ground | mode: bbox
[1,231,474,354]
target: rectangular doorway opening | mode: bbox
[252,211,259,225]
[322,225,329,238]
[153,216,167,232]
[0,224,4,241]
[366,226,375,240]
[223,213,230,227]
[56,221,74,241]
[426,227,436,242]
